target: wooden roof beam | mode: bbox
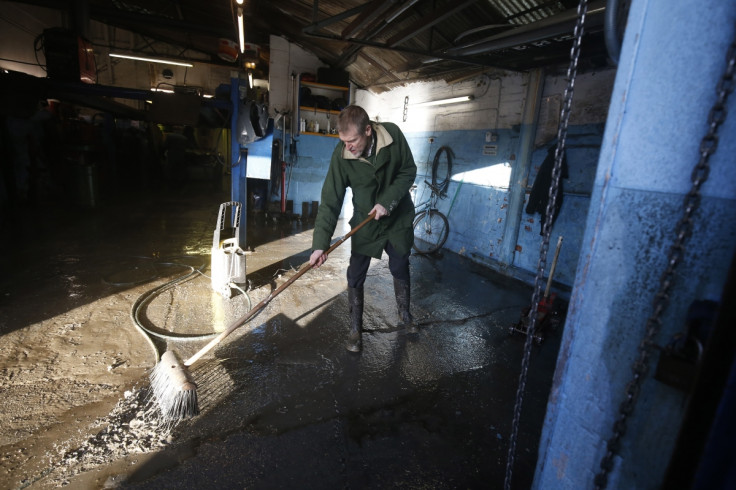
[342,0,401,39]
[386,0,477,47]
[302,3,368,34]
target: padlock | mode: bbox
[654,333,703,392]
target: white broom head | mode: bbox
[150,350,199,422]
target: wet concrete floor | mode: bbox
[0,181,564,489]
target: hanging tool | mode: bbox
[510,235,564,342]
[539,235,563,318]
[149,211,376,423]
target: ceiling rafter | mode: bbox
[305,29,504,70]
[343,0,423,41]
[386,0,478,48]
[446,0,605,56]
[342,0,401,39]
[302,4,368,34]
[6,0,613,91]
[357,51,402,84]
[333,0,423,69]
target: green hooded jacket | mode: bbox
[312,121,417,259]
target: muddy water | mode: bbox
[0,186,563,489]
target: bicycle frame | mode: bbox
[412,181,442,213]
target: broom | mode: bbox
[149,211,376,423]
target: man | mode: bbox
[309,105,418,352]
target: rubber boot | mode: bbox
[394,278,417,334]
[346,287,364,352]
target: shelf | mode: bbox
[301,131,340,138]
[299,105,341,116]
[300,81,349,91]
[297,79,349,136]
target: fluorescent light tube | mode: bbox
[110,53,193,67]
[238,8,245,54]
[415,95,474,107]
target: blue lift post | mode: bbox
[230,76,247,248]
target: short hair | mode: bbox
[337,104,370,133]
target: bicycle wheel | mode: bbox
[432,146,454,196]
[412,210,449,254]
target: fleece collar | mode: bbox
[341,123,393,161]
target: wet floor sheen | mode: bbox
[0,184,563,489]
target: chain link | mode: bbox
[504,1,589,488]
[593,29,735,490]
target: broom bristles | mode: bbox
[149,351,200,422]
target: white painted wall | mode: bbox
[268,35,327,124]
[354,68,615,140]
[535,69,616,147]
[355,72,527,133]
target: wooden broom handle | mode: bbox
[184,211,376,367]
[544,235,564,300]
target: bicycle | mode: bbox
[412,181,450,254]
[411,146,454,255]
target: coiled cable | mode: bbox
[119,256,250,364]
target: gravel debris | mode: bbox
[32,387,174,487]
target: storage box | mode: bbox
[317,67,349,87]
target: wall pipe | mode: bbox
[498,68,544,268]
[446,0,606,56]
[604,0,622,65]
[281,161,287,213]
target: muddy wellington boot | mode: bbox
[346,287,364,352]
[394,278,417,334]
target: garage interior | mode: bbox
[1,1,735,489]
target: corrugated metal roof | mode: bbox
[493,0,566,25]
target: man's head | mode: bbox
[338,105,372,157]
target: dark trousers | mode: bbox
[347,241,410,288]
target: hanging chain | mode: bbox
[504,1,589,488]
[593,32,736,490]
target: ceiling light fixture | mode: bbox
[415,95,474,107]
[237,7,245,53]
[110,53,193,67]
